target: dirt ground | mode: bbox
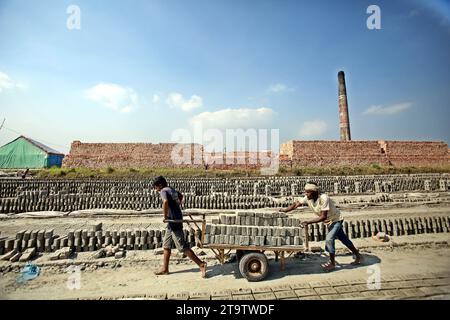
[1,235,449,300]
[1,200,449,300]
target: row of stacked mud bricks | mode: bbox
[1,215,449,260]
[306,215,450,242]
[0,224,200,258]
[0,175,448,213]
[203,212,305,247]
[1,175,448,198]
[0,193,280,213]
[202,212,450,245]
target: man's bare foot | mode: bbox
[321,261,336,271]
[200,262,207,278]
[351,254,363,265]
[154,269,169,275]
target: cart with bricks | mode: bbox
[170,211,309,282]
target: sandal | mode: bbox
[321,261,336,271]
[351,255,364,265]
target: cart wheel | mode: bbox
[239,252,269,282]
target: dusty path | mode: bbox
[1,200,449,300]
[1,238,449,300]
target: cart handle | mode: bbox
[164,219,205,223]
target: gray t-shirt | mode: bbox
[160,186,183,230]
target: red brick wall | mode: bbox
[383,141,449,166]
[280,141,389,167]
[280,140,449,167]
[63,140,449,169]
[63,141,204,168]
[203,151,274,169]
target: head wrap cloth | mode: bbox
[304,183,318,192]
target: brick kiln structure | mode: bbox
[203,151,274,170]
[280,140,449,167]
[63,140,448,169]
[62,141,204,169]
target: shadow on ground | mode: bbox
[199,252,381,280]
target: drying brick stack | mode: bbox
[203,212,305,247]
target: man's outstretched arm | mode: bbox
[280,202,303,213]
[302,210,328,226]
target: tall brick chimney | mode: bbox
[338,71,351,141]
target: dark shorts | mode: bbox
[163,226,189,252]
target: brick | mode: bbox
[18,248,36,262]
[167,292,189,300]
[9,252,21,262]
[403,279,429,288]
[211,295,233,300]
[335,286,358,294]
[146,293,167,300]
[351,284,371,292]
[115,251,125,259]
[399,288,427,298]
[379,289,401,297]
[379,282,397,290]
[309,281,331,288]
[44,229,54,239]
[375,290,396,297]
[314,287,338,295]
[271,284,292,292]
[291,282,311,290]
[433,278,450,286]
[320,294,343,300]
[298,295,321,300]
[340,293,364,299]
[212,289,232,297]
[346,278,368,285]
[360,291,381,298]
[15,230,25,240]
[231,288,252,295]
[252,286,273,294]
[0,249,18,261]
[294,289,317,297]
[418,287,447,296]
[233,294,255,300]
[397,274,413,281]
[253,292,277,300]
[274,290,297,300]
[390,281,417,289]
[329,280,349,287]
[189,291,211,300]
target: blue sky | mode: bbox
[0,0,449,154]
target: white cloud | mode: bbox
[166,92,203,112]
[0,71,25,92]
[152,94,160,104]
[268,83,294,93]
[299,120,327,137]
[85,83,139,113]
[364,102,412,115]
[190,107,275,129]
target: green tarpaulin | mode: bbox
[0,136,64,169]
